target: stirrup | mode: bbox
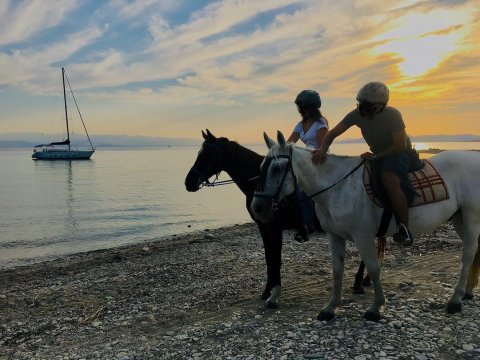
[392,223,413,245]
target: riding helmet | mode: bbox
[356,82,389,105]
[294,90,321,108]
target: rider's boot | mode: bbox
[392,223,413,245]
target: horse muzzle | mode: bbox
[250,193,276,222]
[184,171,202,192]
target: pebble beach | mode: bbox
[1,222,479,359]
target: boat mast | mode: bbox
[62,67,71,150]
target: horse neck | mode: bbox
[292,147,361,194]
[222,141,262,196]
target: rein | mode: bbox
[193,140,260,189]
[202,176,259,188]
[254,148,365,206]
[306,159,365,199]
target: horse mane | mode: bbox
[226,139,263,163]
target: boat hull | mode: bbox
[32,149,95,160]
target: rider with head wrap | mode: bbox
[313,82,422,245]
[287,90,328,242]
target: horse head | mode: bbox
[250,131,297,222]
[185,129,229,192]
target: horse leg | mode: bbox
[362,237,386,287]
[260,225,283,308]
[448,214,480,313]
[258,225,274,300]
[355,235,385,321]
[353,236,386,293]
[464,236,480,300]
[353,260,366,294]
[318,234,346,321]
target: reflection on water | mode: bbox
[64,161,78,238]
[1,142,479,268]
[0,148,250,268]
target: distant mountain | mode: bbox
[0,140,37,148]
[1,132,479,148]
[0,132,201,148]
[338,134,480,144]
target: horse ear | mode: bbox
[206,129,216,140]
[202,130,208,140]
[263,132,276,149]
[277,130,286,147]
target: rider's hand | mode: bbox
[360,152,374,160]
[311,149,327,164]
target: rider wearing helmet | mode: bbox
[287,90,328,242]
[312,82,421,245]
[288,90,328,149]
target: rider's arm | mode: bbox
[287,131,300,143]
[312,122,350,163]
[315,127,328,147]
[374,129,408,160]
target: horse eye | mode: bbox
[272,165,281,173]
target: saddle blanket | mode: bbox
[363,159,449,208]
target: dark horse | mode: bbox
[184,129,371,307]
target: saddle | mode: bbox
[363,159,449,208]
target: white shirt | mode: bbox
[293,117,328,149]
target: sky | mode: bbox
[0,0,479,144]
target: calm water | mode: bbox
[1,141,479,268]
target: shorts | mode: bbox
[372,149,423,205]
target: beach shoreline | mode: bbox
[1,222,479,359]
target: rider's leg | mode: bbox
[299,190,316,233]
[290,187,310,243]
[381,172,408,226]
[381,171,413,245]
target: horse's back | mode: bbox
[429,150,480,205]
[429,150,480,166]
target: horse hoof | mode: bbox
[352,286,365,294]
[363,310,381,322]
[317,310,335,321]
[462,293,474,301]
[265,300,278,309]
[446,302,462,314]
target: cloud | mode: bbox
[0,0,78,46]
[0,26,104,90]
[1,0,479,138]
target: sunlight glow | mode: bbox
[373,10,471,78]
[412,142,429,150]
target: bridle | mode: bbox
[254,147,365,210]
[253,147,298,211]
[190,141,232,188]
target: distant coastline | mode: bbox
[0,132,480,148]
[338,134,480,144]
[417,148,443,154]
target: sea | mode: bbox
[1,141,479,269]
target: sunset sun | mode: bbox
[373,9,471,78]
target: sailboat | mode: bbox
[32,67,95,160]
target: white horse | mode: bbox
[251,131,480,321]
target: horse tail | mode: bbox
[465,234,480,298]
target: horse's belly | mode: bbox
[409,199,458,235]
